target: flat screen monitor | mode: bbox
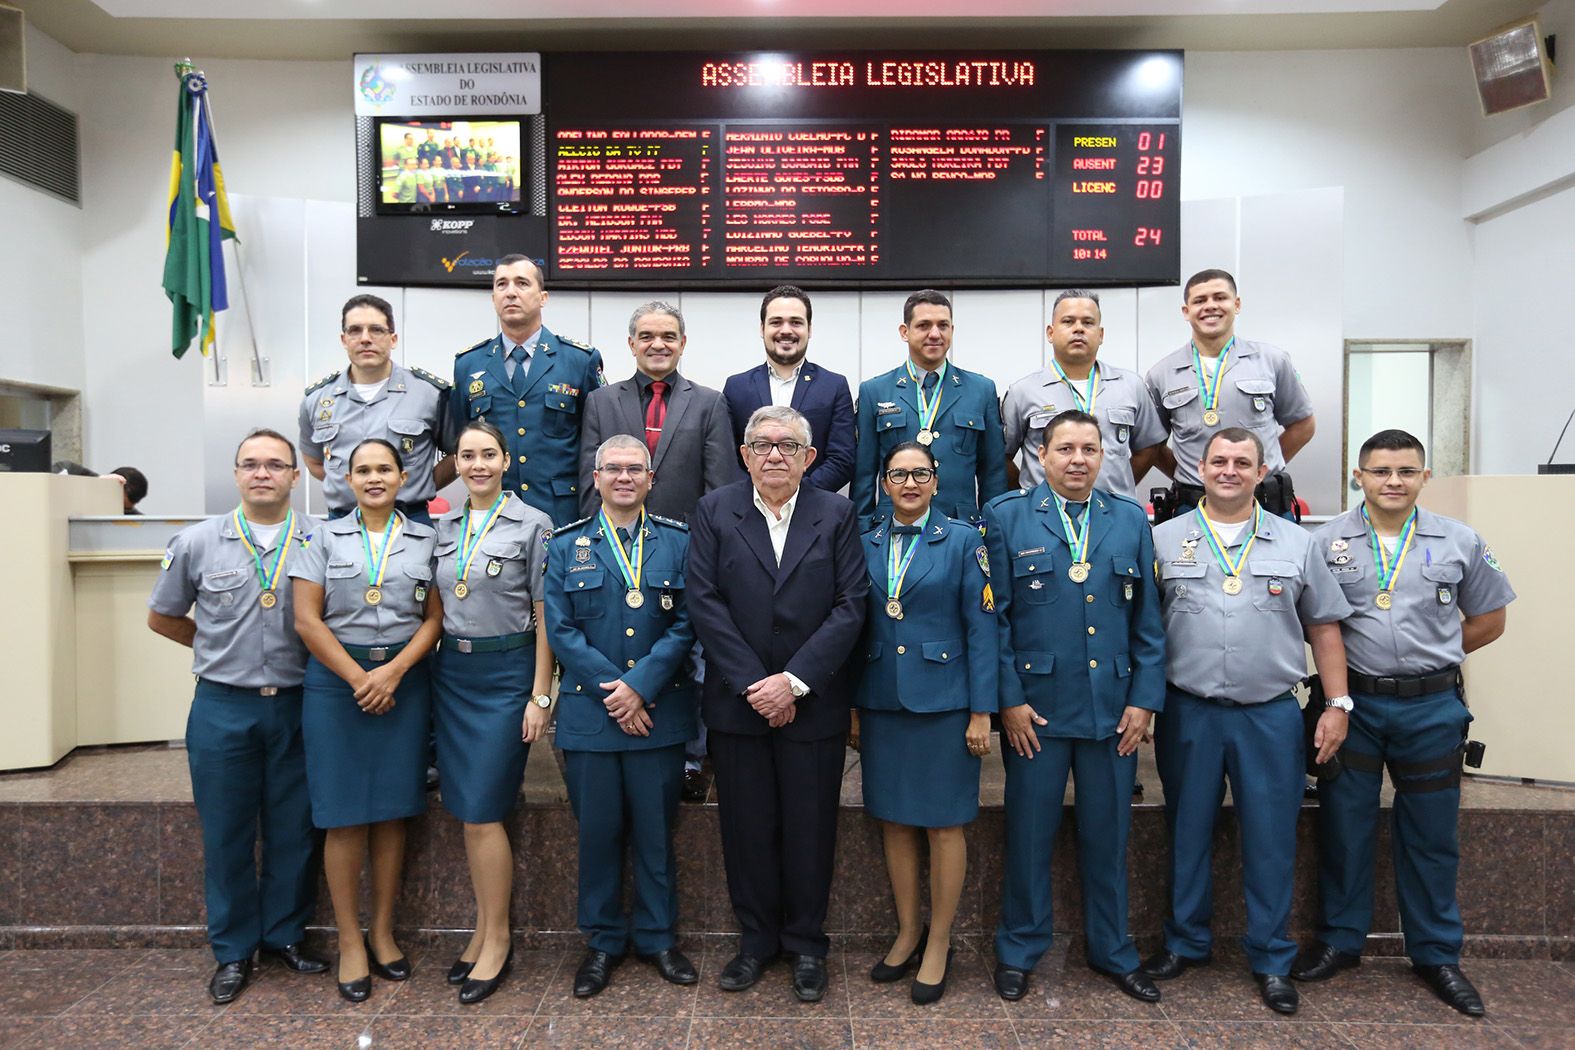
[374,117,525,215]
[0,429,51,472]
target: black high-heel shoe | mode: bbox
[459,945,514,1005]
[870,925,929,983]
[447,957,476,986]
[337,937,372,1002]
[366,936,411,982]
[910,947,955,1005]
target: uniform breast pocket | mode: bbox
[310,423,339,449]
[1109,556,1142,607]
[1234,379,1276,423]
[197,570,248,620]
[402,561,433,602]
[952,415,985,455]
[1160,560,1207,613]
[1329,562,1367,593]
[647,569,684,616]
[565,569,606,619]
[1248,559,1300,612]
[1104,407,1136,448]
[480,539,523,584]
[874,409,909,448]
[542,393,578,439]
[467,395,493,420]
[388,418,432,457]
[1160,386,1201,435]
[1014,554,1058,605]
[1421,563,1463,616]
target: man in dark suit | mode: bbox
[579,301,738,523]
[722,286,855,493]
[688,405,868,1003]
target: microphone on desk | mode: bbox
[1539,404,1575,475]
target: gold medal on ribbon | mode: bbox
[1375,592,1392,610]
[365,586,383,605]
[259,590,277,609]
[916,429,934,446]
[601,508,648,612]
[625,589,645,609]
[1222,576,1243,595]
[1364,505,1416,617]
[454,581,469,600]
[1068,562,1090,583]
[358,509,401,609]
[1195,500,1260,600]
[1203,408,1221,426]
[234,509,296,614]
[1193,338,1233,431]
[886,597,904,619]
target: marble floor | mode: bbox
[0,941,1572,1049]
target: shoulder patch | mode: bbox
[649,514,689,531]
[560,335,594,352]
[160,547,174,571]
[409,366,451,391]
[1483,547,1503,572]
[457,336,493,357]
[305,370,341,395]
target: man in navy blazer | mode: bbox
[722,286,855,494]
[688,404,868,1004]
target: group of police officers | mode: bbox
[148,257,1512,1021]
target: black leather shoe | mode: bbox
[1291,942,1361,982]
[994,964,1029,1001]
[638,948,698,985]
[718,952,770,992]
[870,926,928,983]
[446,957,475,985]
[1141,948,1212,981]
[1104,966,1162,1003]
[573,949,623,998]
[208,959,252,1004]
[1413,963,1485,1016]
[910,948,954,1005]
[260,943,329,974]
[681,768,708,803]
[459,946,513,1005]
[1255,972,1300,1015]
[791,954,828,1002]
[366,938,411,982]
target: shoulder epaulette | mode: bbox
[649,513,689,530]
[560,335,595,352]
[986,489,1029,508]
[456,335,493,357]
[409,366,451,391]
[555,515,593,534]
[305,370,341,395]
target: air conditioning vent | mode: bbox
[0,90,80,205]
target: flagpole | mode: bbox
[174,60,224,383]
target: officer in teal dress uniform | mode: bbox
[450,254,605,526]
[981,410,1166,1005]
[545,434,699,999]
[852,289,1007,529]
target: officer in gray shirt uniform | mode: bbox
[147,427,328,1005]
[299,293,452,523]
[1292,429,1515,1018]
[1002,289,1165,501]
[1143,427,1352,1018]
[1145,269,1315,520]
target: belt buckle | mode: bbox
[457,639,473,654]
[1374,676,1399,695]
[369,647,389,662]
[259,686,278,697]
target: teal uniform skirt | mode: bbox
[302,654,431,828]
[860,707,980,828]
[433,639,534,823]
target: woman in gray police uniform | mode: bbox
[290,438,443,1002]
[433,421,556,1004]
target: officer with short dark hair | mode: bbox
[1292,429,1514,1017]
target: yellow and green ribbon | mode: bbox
[886,510,930,601]
[357,509,402,589]
[1195,499,1261,582]
[233,508,295,594]
[1053,494,1091,564]
[1363,504,1417,598]
[1192,335,1235,420]
[598,507,646,592]
[905,359,948,433]
[1051,359,1099,413]
[456,492,509,584]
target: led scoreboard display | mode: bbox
[545,50,1182,288]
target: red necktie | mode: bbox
[644,380,668,456]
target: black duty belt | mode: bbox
[343,640,411,662]
[441,632,533,654]
[1348,667,1460,699]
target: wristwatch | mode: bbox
[788,678,809,698]
[1323,694,1354,713]
[532,693,553,709]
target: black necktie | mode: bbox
[922,370,939,394]
[1067,501,1086,526]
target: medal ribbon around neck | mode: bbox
[905,359,948,433]
[357,508,402,590]
[1195,499,1261,584]
[886,509,931,601]
[233,508,295,595]
[598,507,646,594]
[1051,359,1099,414]
[456,492,509,584]
[1054,493,1091,565]
[1363,504,1417,599]
[1191,336,1235,419]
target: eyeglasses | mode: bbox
[235,459,294,475]
[883,467,936,484]
[1358,468,1424,481]
[746,440,805,458]
[342,325,393,338]
[597,464,650,479]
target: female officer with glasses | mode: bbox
[291,438,443,1003]
[852,440,997,1005]
[431,421,556,1005]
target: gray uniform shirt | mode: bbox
[148,510,322,688]
[298,363,450,513]
[1002,360,1167,500]
[287,513,437,646]
[1153,509,1351,703]
[1312,505,1516,678]
[1145,339,1314,487]
[434,494,552,637]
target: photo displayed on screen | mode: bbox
[376,119,523,212]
